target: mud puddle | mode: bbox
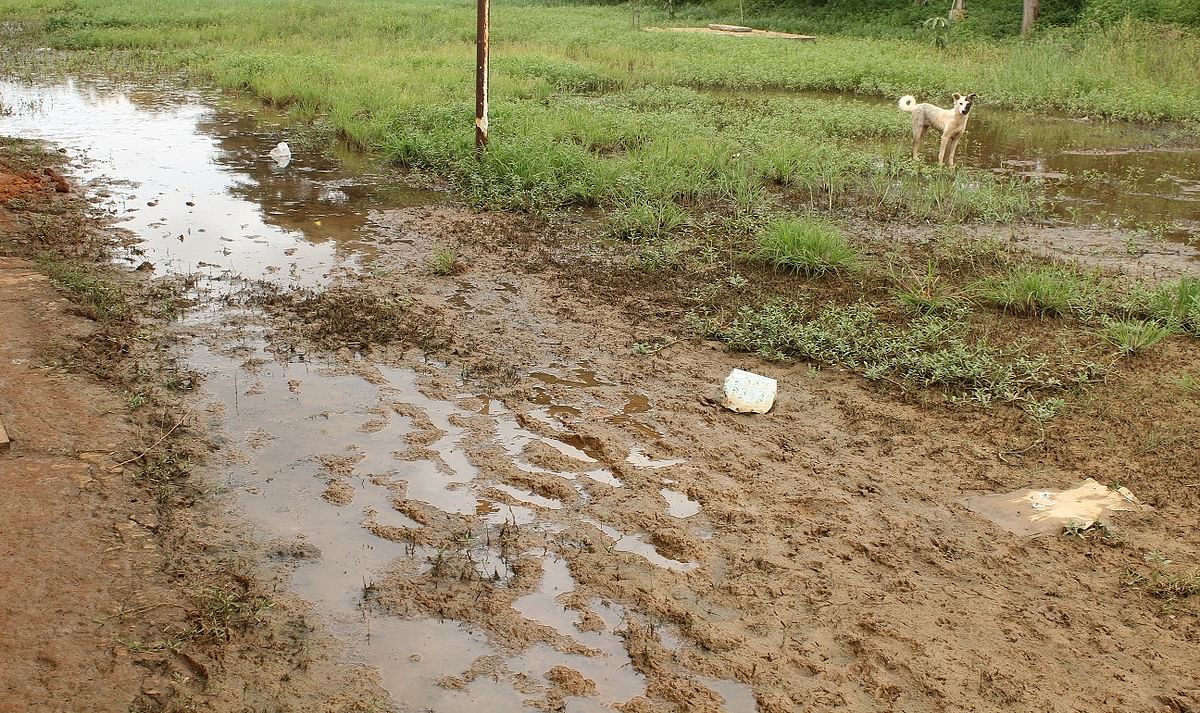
[2,76,746,710]
[0,76,440,283]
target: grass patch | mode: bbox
[752,217,858,277]
[1101,318,1171,355]
[610,198,689,240]
[714,299,1096,407]
[975,265,1097,318]
[10,0,1176,225]
[1146,276,1200,333]
[37,256,128,321]
[429,245,461,276]
[1124,566,1200,600]
[891,261,965,315]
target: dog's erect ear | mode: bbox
[953,93,962,101]
[967,93,977,101]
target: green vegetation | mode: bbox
[891,261,965,315]
[1,0,1197,232]
[1101,318,1171,355]
[3,0,1199,419]
[675,0,1200,39]
[975,264,1098,317]
[752,217,858,276]
[1145,276,1200,333]
[712,299,1098,407]
[429,245,462,276]
[37,256,128,321]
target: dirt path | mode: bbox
[0,146,389,712]
[0,255,178,711]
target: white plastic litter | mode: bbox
[722,368,777,414]
[269,141,291,167]
[964,478,1144,536]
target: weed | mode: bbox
[630,237,686,272]
[1146,276,1200,333]
[753,217,858,277]
[610,199,688,240]
[715,300,1092,406]
[1101,318,1171,355]
[1063,521,1126,546]
[1024,396,1066,421]
[1174,372,1200,394]
[1123,567,1200,600]
[37,256,127,321]
[631,337,679,355]
[891,261,965,315]
[429,245,460,276]
[922,15,950,50]
[975,265,1095,317]
[192,583,274,641]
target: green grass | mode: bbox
[429,245,461,276]
[1101,318,1171,355]
[714,299,1096,407]
[610,198,690,240]
[891,261,965,315]
[975,264,1097,317]
[2,0,1197,227]
[37,256,128,321]
[752,217,858,277]
[1146,276,1200,333]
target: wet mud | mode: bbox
[4,76,1200,713]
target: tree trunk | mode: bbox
[949,0,965,22]
[1021,0,1039,35]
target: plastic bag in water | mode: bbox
[269,141,291,167]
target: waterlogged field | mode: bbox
[2,0,1199,227]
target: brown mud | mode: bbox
[242,203,1199,712]
[2,75,1200,713]
[0,143,390,711]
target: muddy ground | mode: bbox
[3,86,1200,713]
[226,203,1200,712]
[0,143,390,712]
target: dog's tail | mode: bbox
[898,95,917,112]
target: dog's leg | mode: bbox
[938,132,952,166]
[912,122,927,161]
[946,135,961,167]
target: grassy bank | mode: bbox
[1,0,1197,227]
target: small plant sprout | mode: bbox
[429,245,461,276]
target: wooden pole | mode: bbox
[475,0,490,158]
[1021,0,1039,35]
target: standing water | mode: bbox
[0,76,744,711]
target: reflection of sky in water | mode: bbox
[0,78,436,283]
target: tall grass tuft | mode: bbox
[1147,276,1200,333]
[1101,318,1171,355]
[975,265,1095,317]
[753,217,859,277]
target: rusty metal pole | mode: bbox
[475,0,490,159]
